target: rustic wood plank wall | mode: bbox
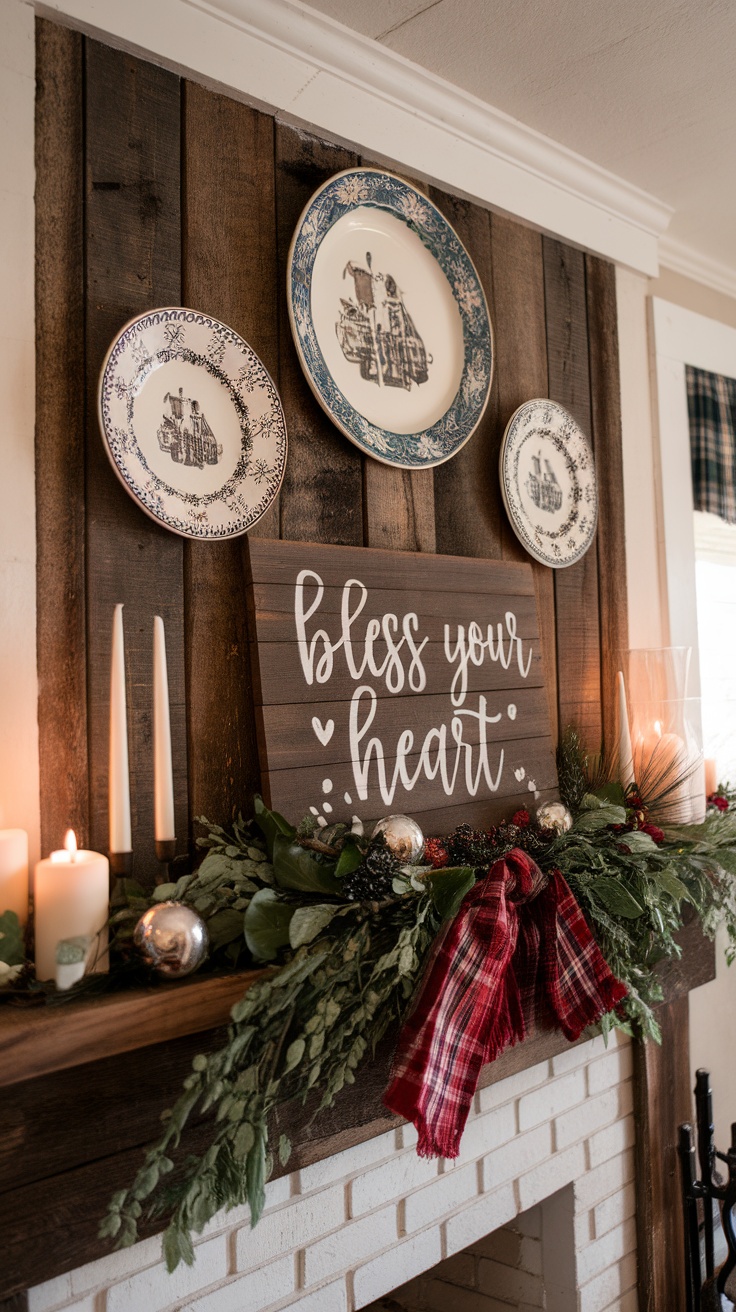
[27,18,710,1312]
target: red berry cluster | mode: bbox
[511,809,531,828]
[708,792,729,812]
[423,837,449,869]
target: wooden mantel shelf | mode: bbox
[0,968,263,1089]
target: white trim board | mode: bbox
[649,298,736,693]
[659,234,736,304]
[35,0,671,275]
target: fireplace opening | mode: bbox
[364,1187,577,1312]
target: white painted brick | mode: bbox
[607,1286,638,1312]
[444,1183,517,1255]
[68,1233,167,1296]
[576,1217,637,1285]
[303,1204,396,1285]
[477,1256,545,1307]
[403,1161,479,1232]
[286,1278,347,1312]
[586,1043,634,1095]
[518,1069,586,1132]
[481,1123,552,1192]
[587,1113,636,1168]
[48,1297,95,1312]
[575,1207,596,1249]
[299,1130,396,1194]
[351,1148,439,1216]
[555,1087,619,1151]
[456,1100,517,1165]
[578,1252,637,1312]
[353,1227,442,1308]
[594,1181,636,1238]
[398,1122,419,1151]
[28,1274,73,1312]
[469,1225,522,1265]
[425,1287,503,1312]
[433,1252,476,1286]
[476,1059,550,1113]
[107,1234,227,1312]
[183,1254,295,1312]
[550,1037,602,1076]
[575,1148,635,1211]
[517,1142,586,1212]
[236,1185,345,1271]
[515,1205,542,1239]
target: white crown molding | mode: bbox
[37,0,672,274]
[658,233,736,302]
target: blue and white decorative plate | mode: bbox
[98,308,287,539]
[287,169,493,469]
[500,399,598,569]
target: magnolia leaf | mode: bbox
[289,904,338,949]
[621,830,657,852]
[233,1121,255,1162]
[0,910,24,965]
[596,782,627,808]
[243,888,295,962]
[283,1037,305,1072]
[335,838,363,879]
[594,877,644,919]
[253,795,296,860]
[574,805,627,831]
[425,866,475,922]
[272,834,341,895]
[655,866,695,905]
[206,909,245,950]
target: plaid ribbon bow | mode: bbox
[384,848,627,1159]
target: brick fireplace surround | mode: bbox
[27,1032,636,1312]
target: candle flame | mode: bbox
[654,720,663,738]
[64,829,78,860]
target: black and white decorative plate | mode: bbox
[500,399,598,568]
[98,308,287,539]
[287,168,492,469]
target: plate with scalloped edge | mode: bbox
[98,307,287,540]
[500,398,598,568]
[287,168,493,469]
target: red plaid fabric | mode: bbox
[384,849,627,1159]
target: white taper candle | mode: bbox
[109,603,132,855]
[153,615,175,843]
[616,671,635,788]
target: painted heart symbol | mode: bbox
[514,766,526,782]
[311,716,335,747]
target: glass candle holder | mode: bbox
[628,694,705,824]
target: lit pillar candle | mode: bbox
[634,723,690,822]
[0,829,29,925]
[705,758,717,797]
[109,603,132,867]
[34,831,109,982]
[153,616,175,852]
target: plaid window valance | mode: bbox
[687,364,736,524]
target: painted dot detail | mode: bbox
[344,792,352,805]
[322,802,333,814]
[322,779,333,794]
[317,815,327,827]
[309,806,319,816]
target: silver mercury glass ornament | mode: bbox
[372,815,424,863]
[134,901,209,978]
[536,801,573,834]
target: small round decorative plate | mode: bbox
[500,399,598,568]
[98,308,287,539]
[287,168,492,469]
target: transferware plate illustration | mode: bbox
[98,308,287,540]
[500,399,598,568]
[287,168,493,469]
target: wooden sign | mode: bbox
[246,540,558,834]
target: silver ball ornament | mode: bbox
[372,814,424,864]
[134,901,209,978]
[536,801,573,834]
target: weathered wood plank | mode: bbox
[35,21,88,854]
[586,254,628,752]
[84,41,187,884]
[182,81,273,828]
[491,215,558,745]
[431,189,504,562]
[543,237,601,749]
[275,123,364,545]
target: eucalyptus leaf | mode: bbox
[206,908,246,950]
[246,1129,267,1226]
[594,877,644,919]
[655,866,695,905]
[621,830,657,852]
[574,805,627,831]
[289,904,338,949]
[0,910,24,965]
[243,889,295,962]
[425,866,475,922]
[152,882,177,902]
[283,1037,305,1072]
[253,796,296,860]
[272,834,341,895]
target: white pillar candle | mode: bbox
[634,725,691,823]
[615,671,635,789]
[0,828,29,925]
[34,831,109,982]
[704,758,717,796]
[109,603,132,856]
[153,616,175,843]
